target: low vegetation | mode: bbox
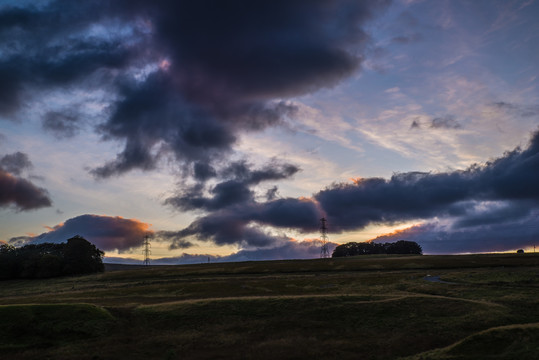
[1,253,538,359]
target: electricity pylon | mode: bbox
[142,234,151,266]
[320,217,330,258]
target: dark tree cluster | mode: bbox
[332,240,422,257]
[0,236,104,280]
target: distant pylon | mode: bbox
[320,217,330,258]
[142,234,151,266]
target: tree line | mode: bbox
[332,240,422,257]
[0,235,104,280]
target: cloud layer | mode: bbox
[15,128,535,255]
[0,152,51,211]
[0,0,390,178]
[11,214,152,252]
[370,214,539,254]
[170,130,539,253]
[315,130,539,231]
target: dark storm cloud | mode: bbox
[0,0,390,175]
[0,152,51,211]
[0,169,52,211]
[149,129,539,253]
[478,130,539,200]
[122,0,389,100]
[315,173,471,232]
[265,186,279,201]
[452,201,534,229]
[90,0,388,176]
[0,1,134,117]
[152,232,194,250]
[371,213,539,254]
[253,198,322,230]
[193,162,217,182]
[196,180,254,211]
[0,152,32,175]
[220,160,300,185]
[42,110,80,138]
[315,130,539,232]
[91,72,241,177]
[165,160,300,212]
[168,130,539,249]
[170,209,282,248]
[11,214,152,252]
[166,197,321,249]
[163,159,312,248]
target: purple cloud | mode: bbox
[314,130,539,232]
[0,152,51,211]
[0,0,391,177]
[370,211,539,254]
[12,214,153,252]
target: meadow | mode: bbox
[1,253,538,359]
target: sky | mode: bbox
[1,0,539,264]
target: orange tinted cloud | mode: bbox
[369,224,425,243]
[159,59,171,71]
[23,214,153,253]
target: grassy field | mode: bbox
[1,253,539,359]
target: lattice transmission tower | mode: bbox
[320,217,330,258]
[142,234,151,266]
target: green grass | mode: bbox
[134,294,509,359]
[404,323,539,360]
[0,304,115,352]
[1,253,539,359]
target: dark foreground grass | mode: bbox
[1,253,539,359]
[404,323,539,360]
[132,295,509,360]
[0,304,115,352]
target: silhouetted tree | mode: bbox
[63,235,104,275]
[0,236,104,279]
[36,254,63,278]
[332,242,360,257]
[0,244,17,279]
[332,240,422,257]
[386,240,423,255]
